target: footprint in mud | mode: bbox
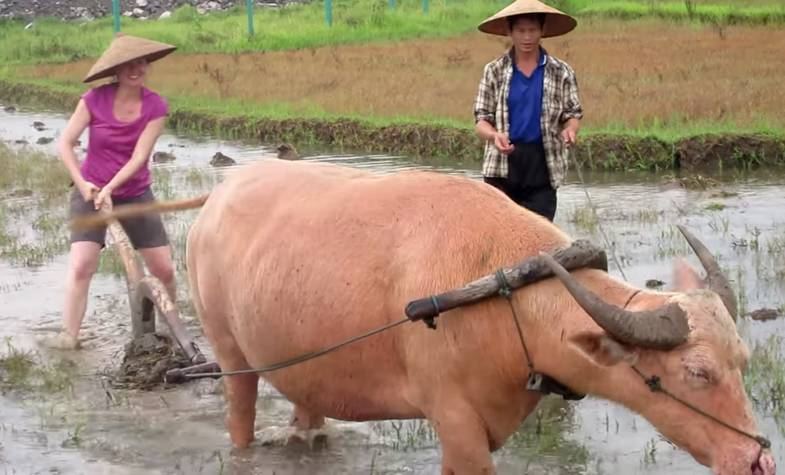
[255,425,330,451]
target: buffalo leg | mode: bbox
[224,372,259,448]
[289,405,325,431]
[197,309,258,447]
[277,405,328,448]
[428,402,495,475]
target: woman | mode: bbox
[473,0,583,222]
[40,34,177,350]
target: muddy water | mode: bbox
[1,103,784,475]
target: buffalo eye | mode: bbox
[686,366,713,384]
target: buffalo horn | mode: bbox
[539,252,690,350]
[676,224,738,322]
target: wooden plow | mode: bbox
[104,210,206,366]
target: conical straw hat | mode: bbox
[478,0,577,38]
[83,33,177,83]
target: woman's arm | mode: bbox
[58,99,98,201]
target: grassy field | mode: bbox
[0,0,783,66]
[1,1,783,167]
[16,19,785,137]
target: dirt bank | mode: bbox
[1,79,783,172]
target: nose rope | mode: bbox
[622,287,771,451]
[630,365,771,450]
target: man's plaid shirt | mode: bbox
[473,48,583,189]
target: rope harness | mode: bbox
[493,270,771,452]
[171,317,410,380]
[569,148,770,451]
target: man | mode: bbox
[473,0,583,221]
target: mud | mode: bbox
[675,133,785,170]
[571,134,673,171]
[747,308,783,322]
[1,79,784,172]
[107,333,192,391]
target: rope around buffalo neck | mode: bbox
[495,269,535,372]
[177,267,538,381]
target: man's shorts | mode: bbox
[69,187,170,249]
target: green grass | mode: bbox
[0,0,783,66]
[0,0,501,66]
[2,74,784,175]
[0,141,71,268]
[577,118,785,142]
[0,338,75,393]
[744,334,785,431]
[575,1,785,24]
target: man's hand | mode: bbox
[493,132,515,155]
[561,119,580,148]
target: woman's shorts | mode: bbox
[69,187,170,249]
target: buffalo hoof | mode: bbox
[256,425,330,450]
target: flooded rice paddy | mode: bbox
[0,103,784,474]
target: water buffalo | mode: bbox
[76,159,775,475]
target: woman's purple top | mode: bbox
[80,83,168,199]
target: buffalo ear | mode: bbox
[672,258,706,291]
[569,331,640,367]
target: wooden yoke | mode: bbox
[405,239,608,327]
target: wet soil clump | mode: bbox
[108,333,191,391]
[747,308,783,322]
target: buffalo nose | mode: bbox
[752,451,776,475]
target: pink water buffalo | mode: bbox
[81,159,775,475]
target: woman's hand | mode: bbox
[94,186,113,211]
[493,132,515,155]
[78,180,100,202]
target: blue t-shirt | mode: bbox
[507,50,546,144]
